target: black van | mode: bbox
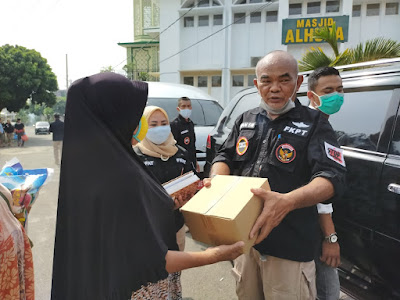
[205,58,400,299]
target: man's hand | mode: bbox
[203,177,212,188]
[320,241,340,268]
[249,188,294,244]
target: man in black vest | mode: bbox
[49,114,65,165]
[170,97,199,171]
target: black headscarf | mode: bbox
[51,73,177,300]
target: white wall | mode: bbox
[158,0,400,105]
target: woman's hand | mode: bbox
[205,241,245,264]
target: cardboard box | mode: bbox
[181,175,270,253]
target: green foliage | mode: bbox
[314,23,339,57]
[52,97,66,115]
[100,66,115,73]
[0,44,58,112]
[15,109,29,124]
[43,107,54,122]
[299,47,333,71]
[348,38,400,63]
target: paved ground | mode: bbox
[0,126,353,300]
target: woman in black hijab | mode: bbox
[51,73,243,300]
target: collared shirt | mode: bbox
[213,99,346,262]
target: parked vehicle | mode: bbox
[146,81,223,173]
[205,58,400,299]
[34,121,50,135]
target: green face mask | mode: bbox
[312,91,344,115]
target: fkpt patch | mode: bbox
[276,143,296,163]
[184,137,190,145]
[236,136,249,156]
[324,142,345,167]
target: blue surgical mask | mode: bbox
[146,125,171,145]
[179,109,192,119]
[312,91,344,115]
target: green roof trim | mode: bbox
[118,41,159,46]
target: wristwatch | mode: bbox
[324,232,338,243]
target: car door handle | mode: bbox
[387,183,400,195]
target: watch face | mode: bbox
[330,235,338,243]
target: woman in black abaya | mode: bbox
[51,73,243,300]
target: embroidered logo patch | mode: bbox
[276,143,296,163]
[236,137,249,156]
[184,137,190,145]
[324,142,345,167]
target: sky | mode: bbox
[0,0,133,90]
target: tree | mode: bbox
[52,96,66,115]
[43,107,54,122]
[0,44,58,112]
[100,66,115,73]
[298,23,400,71]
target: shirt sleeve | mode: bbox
[308,114,347,201]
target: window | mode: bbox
[198,15,209,26]
[266,10,278,22]
[198,76,208,87]
[307,2,321,14]
[213,14,223,25]
[250,12,261,23]
[183,77,194,86]
[184,17,194,27]
[232,75,244,87]
[329,90,393,151]
[198,0,209,7]
[235,0,246,4]
[386,3,399,15]
[249,0,262,3]
[212,76,222,87]
[367,4,380,16]
[326,1,340,13]
[352,5,361,17]
[226,93,260,129]
[212,0,221,6]
[201,100,224,126]
[289,3,302,15]
[248,74,256,86]
[234,13,246,24]
[389,115,400,155]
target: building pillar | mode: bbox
[279,0,289,51]
[221,0,233,107]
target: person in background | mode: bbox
[206,51,346,300]
[134,106,198,298]
[14,118,25,147]
[49,113,65,165]
[170,97,199,171]
[4,119,15,147]
[307,66,344,300]
[0,183,35,299]
[0,118,4,147]
[51,72,244,300]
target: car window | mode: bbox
[37,122,49,126]
[147,98,220,126]
[226,93,260,129]
[389,108,400,156]
[199,100,223,126]
[329,90,393,151]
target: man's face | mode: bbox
[308,75,343,107]
[178,100,192,110]
[254,63,302,111]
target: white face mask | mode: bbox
[260,83,298,115]
[146,125,171,145]
[179,109,192,119]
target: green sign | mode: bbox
[282,15,349,45]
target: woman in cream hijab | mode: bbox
[134,106,197,298]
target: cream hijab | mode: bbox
[136,106,178,159]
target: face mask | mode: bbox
[260,83,298,115]
[146,125,171,145]
[179,109,192,119]
[132,116,148,143]
[312,91,344,115]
